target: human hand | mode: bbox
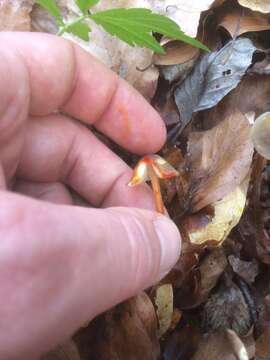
[0,32,181,359]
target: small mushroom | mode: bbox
[251,112,270,159]
[128,155,179,214]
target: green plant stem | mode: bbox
[57,14,88,36]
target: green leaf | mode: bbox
[36,0,63,25]
[76,0,100,14]
[66,21,91,41]
[91,8,209,54]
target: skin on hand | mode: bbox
[0,32,181,359]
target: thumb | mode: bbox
[0,192,181,359]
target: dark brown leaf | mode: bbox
[86,293,160,360]
[203,275,253,336]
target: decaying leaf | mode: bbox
[198,248,228,302]
[204,275,253,336]
[174,38,256,133]
[88,292,160,360]
[173,248,227,309]
[226,74,270,116]
[228,255,259,285]
[155,284,174,338]
[255,329,270,358]
[0,0,33,31]
[191,330,249,360]
[183,110,253,212]
[187,184,248,245]
[238,0,270,14]
[217,1,270,37]
[41,340,81,360]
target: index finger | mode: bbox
[0,32,165,154]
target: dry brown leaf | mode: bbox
[0,0,33,31]
[41,340,81,360]
[217,2,270,37]
[155,283,174,338]
[229,75,270,116]
[204,275,253,336]
[89,292,160,360]
[192,330,249,360]
[184,110,253,212]
[198,248,228,302]
[255,329,270,358]
[238,0,270,13]
[153,41,199,66]
[173,248,227,308]
[228,255,259,284]
[194,73,270,132]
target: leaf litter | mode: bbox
[4,0,270,358]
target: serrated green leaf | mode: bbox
[36,0,63,25]
[91,8,209,54]
[66,21,91,41]
[76,0,100,14]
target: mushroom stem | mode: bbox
[149,166,165,214]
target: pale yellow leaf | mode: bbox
[189,183,247,245]
[155,284,173,338]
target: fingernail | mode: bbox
[154,217,181,278]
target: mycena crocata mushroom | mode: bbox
[128,155,179,214]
